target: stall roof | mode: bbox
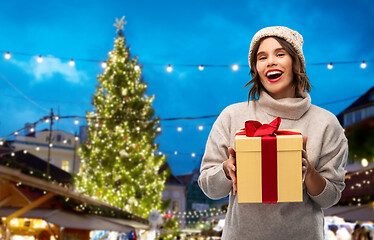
[0,166,149,231]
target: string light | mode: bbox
[4,52,11,60]
[134,65,140,71]
[74,120,79,125]
[37,55,43,63]
[360,60,367,69]
[174,151,178,155]
[327,62,333,70]
[0,50,372,71]
[23,150,27,154]
[198,125,203,131]
[191,153,196,157]
[177,127,182,132]
[36,146,40,151]
[361,158,369,167]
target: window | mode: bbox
[366,105,374,118]
[344,112,354,127]
[62,160,70,172]
[355,110,362,122]
[56,134,62,142]
[172,201,179,212]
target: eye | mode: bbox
[258,56,266,61]
[277,53,285,57]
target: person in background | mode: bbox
[198,26,348,240]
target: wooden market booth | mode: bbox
[0,165,148,239]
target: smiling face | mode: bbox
[256,37,295,99]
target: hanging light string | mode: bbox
[1,50,372,71]
[342,168,374,206]
[0,72,50,113]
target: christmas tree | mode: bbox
[74,17,168,218]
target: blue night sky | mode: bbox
[0,0,373,175]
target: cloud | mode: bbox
[12,56,89,84]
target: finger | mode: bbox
[229,169,237,184]
[302,157,307,166]
[233,183,237,195]
[228,147,236,158]
[302,149,308,160]
[303,135,308,151]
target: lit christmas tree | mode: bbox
[74,17,168,218]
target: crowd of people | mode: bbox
[327,223,373,240]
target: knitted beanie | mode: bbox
[248,26,305,69]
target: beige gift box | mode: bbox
[235,130,303,203]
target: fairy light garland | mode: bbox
[1,50,372,71]
[341,168,374,206]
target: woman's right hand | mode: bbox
[223,147,237,195]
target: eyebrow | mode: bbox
[257,47,286,56]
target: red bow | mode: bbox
[236,117,281,137]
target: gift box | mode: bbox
[235,117,303,203]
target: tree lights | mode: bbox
[74,18,167,218]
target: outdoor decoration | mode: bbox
[74,16,168,218]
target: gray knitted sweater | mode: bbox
[198,91,348,240]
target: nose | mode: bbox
[267,55,277,67]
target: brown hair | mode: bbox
[245,36,311,100]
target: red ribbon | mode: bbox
[236,117,300,203]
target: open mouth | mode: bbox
[266,70,283,82]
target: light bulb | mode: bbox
[4,52,11,60]
[69,59,75,66]
[360,61,367,69]
[232,64,239,71]
[134,65,140,71]
[37,55,43,63]
[174,151,178,155]
[198,65,204,71]
[177,127,182,132]
[191,153,196,157]
[361,158,369,167]
[327,62,333,70]
[198,125,204,131]
[166,64,173,72]
[74,120,79,125]
[101,61,107,68]
[55,116,59,120]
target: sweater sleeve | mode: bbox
[198,116,233,200]
[308,116,348,209]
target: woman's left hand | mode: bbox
[302,135,312,182]
[302,135,326,196]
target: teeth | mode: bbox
[266,71,282,77]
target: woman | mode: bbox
[198,26,348,240]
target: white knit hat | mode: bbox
[248,26,305,69]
